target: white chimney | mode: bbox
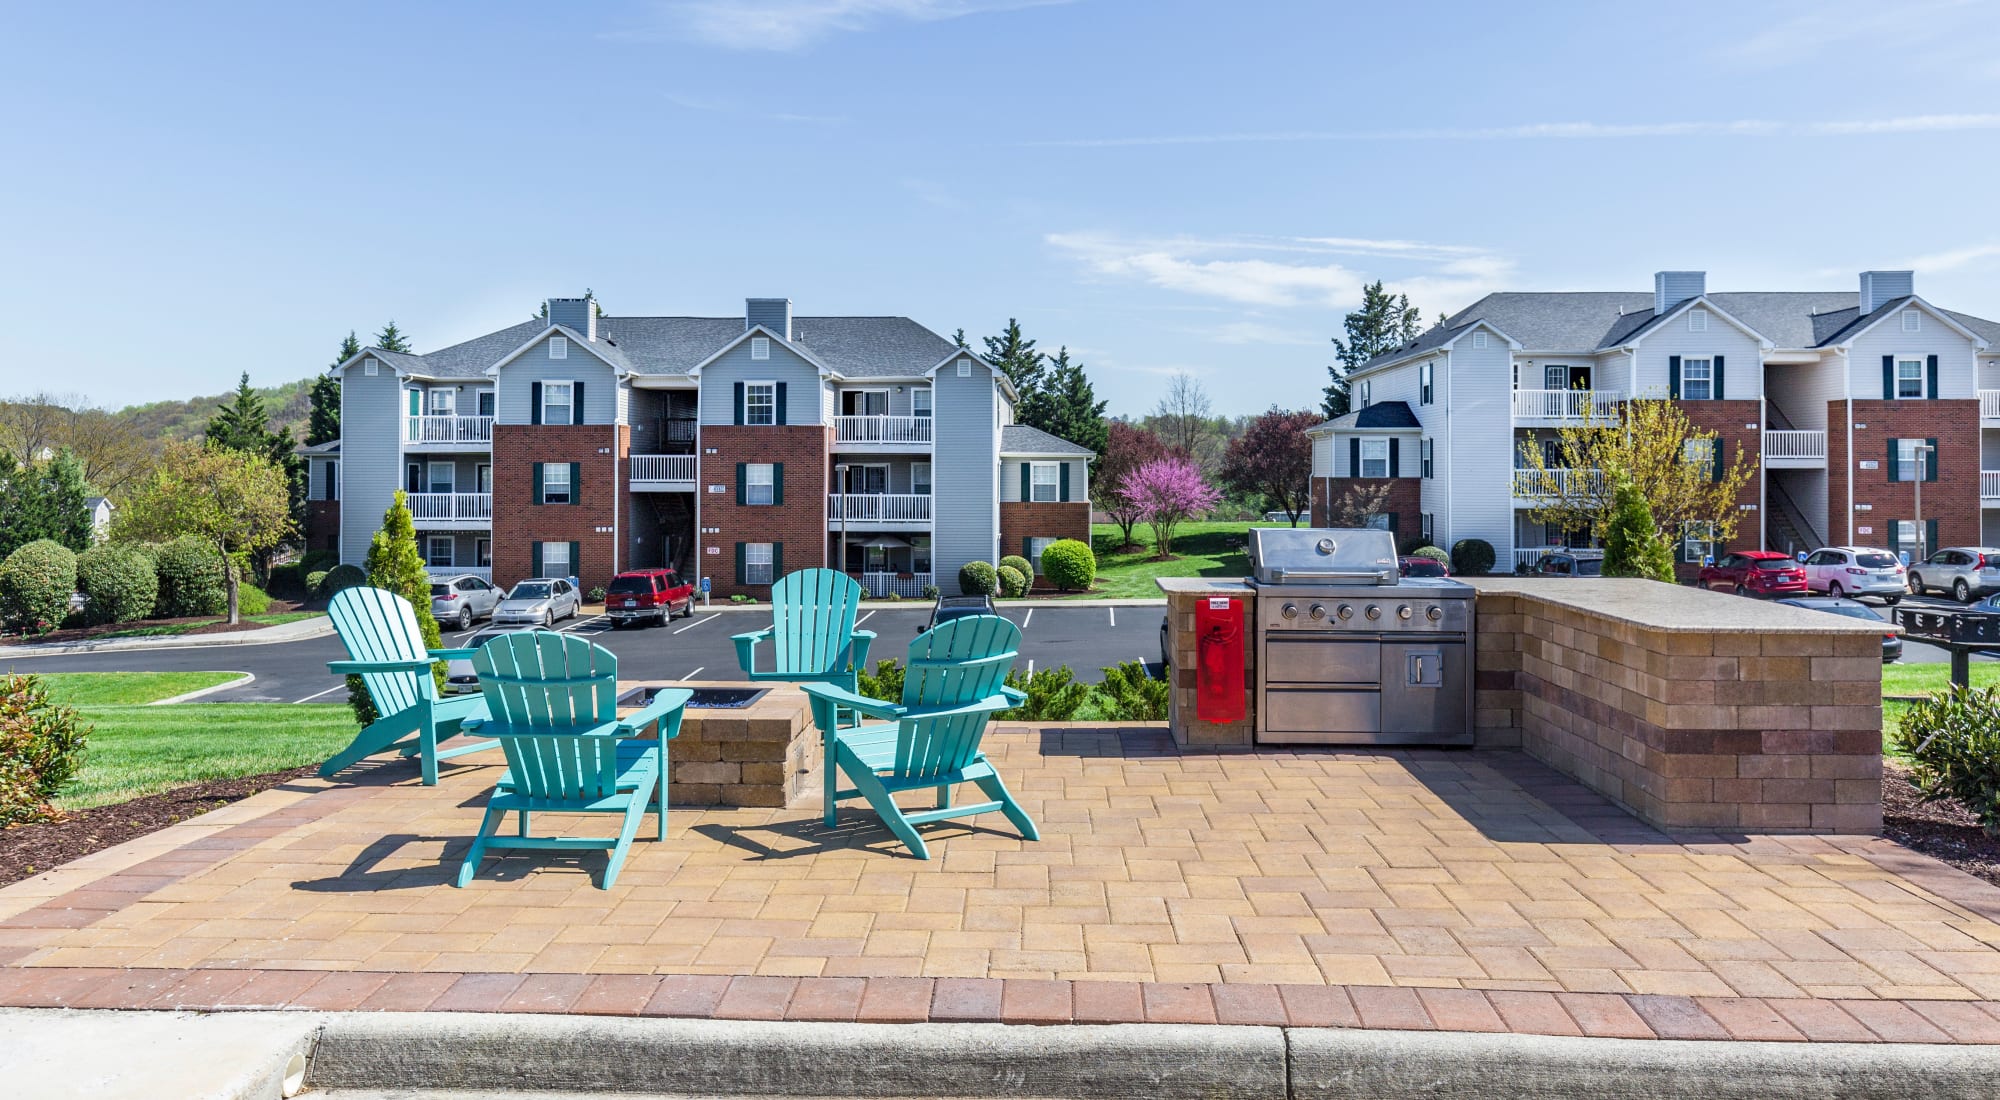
[1859,270,1914,314]
[1653,271,1706,315]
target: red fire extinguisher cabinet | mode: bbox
[1195,596,1246,723]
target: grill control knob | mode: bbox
[1365,605,1382,621]
[1280,603,1298,620]
[1426,605,1444,622]
[1308,604,1327,621]
[1397,605,1413,621]
[1336,604,1354,621]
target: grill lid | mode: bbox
[1247,527,1399,586]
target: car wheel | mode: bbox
[1908,573,1924,595]
[543,611,554,628]
[1884,594,1901,606]
[1828,581,1844,598]
[456,608,472,630]
[1956,580,1972,603]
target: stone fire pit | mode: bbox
[615,680,817,808]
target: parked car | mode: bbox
[1399,555,1450,578]
[924,594,995,634]
[604,568,696,628]
[1800,547,1904,603]
[1698,551,1808,599]
[442,625,541,694]
[1775,597,1902,663]
[1907,547,2000,603]
[493,577,582,626]
[1533,550,1604,577]
[429,573,502,630]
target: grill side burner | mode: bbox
[1246,528,1475,746]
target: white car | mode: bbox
[429,574,502,630]
[1801,547,1905,604]
[1907,547,2000,603]
[493,578,583,626]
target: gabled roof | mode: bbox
[1613,295,1773,349]
[1813,296,1991,349]
[1305,401,1421,433]
[483,324,634,377]
[1000,424,1094,457]
[296,439,341,456]
[688,324,837,377]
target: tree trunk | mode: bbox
[224,551,241,626]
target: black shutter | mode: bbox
[1713,355,1725,400]
[775,381,788,425]
[1349,438,1361,478]
[1668,356,1681,400]
[572,381,585,424]
[1388,438,1400,478]
[1882,355,1895,399]
[736,462,747,505]
[532,462,545,505]
[771,543,782,581]
[1020,464,1031,501]
[772,462,785,505]
[1927,355,1939,400]
[568,542,579,581]
[1886,439,1899,482]
[531,542,543,578]
[733,382,745,425]
[1926,437,1939,482]
[569,462,581,505]
[735,543,746,586]
[1386,512,1399,536]
[1058,463,1070,501]
[1927,519,1940,557]
[1711,440,1724,482]
[531,381,543,425]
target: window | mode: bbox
[1419,362,1433,405]
[540,541,570,578]
[1543,365,1566,390]
[1030,462,1059,502]
[911,535,931,574]
[426,537,453,568]
[912,388,932,418]
[364,358,379,376]
[428,388,455,415]
[549,336,568,360]
[1420,512,1434,545]
[477,390,495,417]
[475,463,491,494]
[1363,513,1391,531]
[427,461,455,494]
[1359,439,1389,478]
[1894,438,1930,482]
[745,383,776,425]
[1681,358,1713,400]
[744,543,774,585]
[1902,309,1922,333]
[321,461,339,501]
[542,381,573,425]
[957,358,972,377]
[844,465,885,494]
[912,462,931,495]
[1897,357,1924,398]
[1473,331,1488,349]
[751,337,770,360]
[1688,309,1708,333]
[842,389,888,416]
[746,463,775,505]
[541,463,571,504]
[1683,439,1714,467]
[1420,438,1433,479]
[1028,536,1055,573]
[1681,524,1715,564]
[474,538,491,568]
[1358,380,1372,408]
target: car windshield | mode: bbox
[430,583,449,596]
[468,630,516,646]
[1574,559,1603,576]
[606,577,652,595]
[1751,559,1796,571]
[1818,605,1887,623]
[1855,552,1898,568]
[1402,560,1446,577]
[509,582,553,599]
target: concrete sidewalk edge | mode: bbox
[0,1008,317,1100]
[2,616,332,658]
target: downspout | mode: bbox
[611,420,621,579]
[1845,392,1855,545]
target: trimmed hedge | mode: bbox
[152,536,227,618]
[0,541,79,635]
[996,564,1029,598]
[1411,545,1451,566]
[1450,538,1496,577]
[1039,539,1096,592]
[318,563,366,598]
[299,549,339,573]
[306,570,329,593]
[1000,555,1033,580]
[957,560,998,597]
[76,544,157,625]
[0,673,90,826]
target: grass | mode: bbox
[1084,520,1290,599]
[88,611,322,640]
[35,671,243,707]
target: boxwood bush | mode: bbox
[998,665,1091,720]
[1892,685,2000,837]
[1412,545,1451,566]
[0,673,90,826]
[958,560,998,597]
[1039,539,1096,592]
[318,563,367,598]
[152,536,228,618]
[76,543,157,625]
[0,540,79,635]
[1000,554,1033,580]
[996,564,1029,598]
[1450,538,1496,577]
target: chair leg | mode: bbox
[935,783,951,810]
[655,745,669,841]
[517,811,530,837]
[972,769,1040,842]
[602,798,650,890]
[456,804,506,888]
[419,725,440,786]
[823,722,840,829]
[835,744,929,860]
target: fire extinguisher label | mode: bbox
[1207,597,1230,610]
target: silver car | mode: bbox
[1802,547,1905,603]
[1907,547,2000,603]
[493,578,583,626]
[429,574,502,630]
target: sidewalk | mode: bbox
[1,615,332,658]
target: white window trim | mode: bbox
[541,541,571,577]
[842,388,891,416]
[746,462,776,505]
[750,337,770,361]
[912,461,932,495]
[542,380,575,424]
[475,463,492,494]
[1358,380,1371,408]
[1681,358,1714,401]
[912,388,933,417]
[427,388,455,415]
[1895,355,1924,399]
[427,461,455,494]
[745,542,775,585]
[1027,536,1056,574]
[956,358,972,377]
[1894,437,1926,482]
[1420,437,1433,479]
[1029,461,1060,502]
[744,380,777,426]
[542,462,572,504]
[549,335,568,360]
[426,536,454,568]
[1473,331,1488,349]
[1359,438,1390,478]
[1688,309,1708,333]
[364,357,379,376]
[1419,362,1433,405]
[1902,309,1922,333]
[474,537,492,567]
[843,463,887,495]
[1683,438,1715,466]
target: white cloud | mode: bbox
[664,91,846,124]
[1720,0,1980,67]
[1025,114,2000,148]
[1900,243,2000,273]
[625,0,1071,51]
[1198,321,1321,347]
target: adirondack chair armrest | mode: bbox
[327,658,439,675]
[731,627,774,673]
[799,682,905,723]
[429,648,479,661]
[614,689,691,740]
[1001,686,1027,706]
[844,629,877,671]
[903,695,1017,722]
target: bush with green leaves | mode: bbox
[236,582,272,616]
[996,564,1029,598]
[0,673,90,826]
[958,560,998,596]
[856,658,906,703]
[920,584,940,600]
[1450,538,1496,577]
[1039,539,1096,592]
[1411,546,1450,566]
[318,563,366,598]
[0,540,79,635]
[1000,554,1032,580]
[306,569,330,593]
[151,536,227,617]
[1602,472,1675,582]
[348,491,446,726]
[1892,685,2000,837]
[999,665,1091,721]
[299,549,339,573]
[1094,660,1169,721]
[76,544,157,625]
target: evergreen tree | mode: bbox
[0,450,95,557]
[951,328,969,349]
[307,373,341,446]
[1602,471,1675,583]
[374,321,412,352]
[1019,347,1108,456]
[347,490,447,722]
[1323,281,1425,418]
[204,372,304,558]
[983,319,1045,405]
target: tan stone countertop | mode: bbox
[1154,577,1255,595]
[1466,575,1893,635]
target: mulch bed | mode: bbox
[1,602,311,647]
[1883,762,2000,887]
[0,767,312,887]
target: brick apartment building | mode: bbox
[1307,269,2000,574]
[306,296,1094,598]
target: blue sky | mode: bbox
[4,0,1999,417]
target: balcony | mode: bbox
[424,565,491,582]
[833,415,932,447]
[1985,470,2000,502]
[1982,390,2000,421]
[1512,468,1603,502]
[406,492,492,528]
[404,415,494,447]
[860,572,934,598]
[629,454,697,491]
[828,493,932,526]
[1513,547,1563,569]
[1512,389,1620,423]
[1763,430,1827,469]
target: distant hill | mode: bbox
[114,377,317,443]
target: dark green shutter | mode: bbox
[1886,439,1899,482]
[532,462,545,505]
[1713,355,1725,400]
[735,543,746,585]
[733,382,745,425]
[772,463,784,506]
[572,381,585,424]
[1927,355,1939,400]
[1386,512,1399,536]
[569,462,581,505]
[1058,463,1070,501]
[568,542,579,580]
[1668,356,1681,399]
[1926,438,1939,482]
[1711,440,1724,482]
[736,463,747,505]
[531,542,543,577]
[1927,519,1940,556]
[1023,537,1032,561]
[1388,438,1400,478]
[770,543,782,581]
[775,382,788,425]
[531,381,543,424]
[1882,355,1895,399]
[1348,438,1361,478]
[1020,463,1031,501]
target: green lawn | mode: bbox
[87,611,322,640]
[1085,521,1290,599]
[37,671,243,707]
[1882,662,2000,757]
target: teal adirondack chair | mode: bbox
[799,615,1038,860]
[456,631,688,890]
[732,568,876,693]
[322,586,495,785]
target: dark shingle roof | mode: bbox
[1000,424,1094,456]
[1312,401,1421,431]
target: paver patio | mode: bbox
[6,725,2000,1041]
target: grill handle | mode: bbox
[1268,568,1396,583]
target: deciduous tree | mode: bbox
[1149,372,1221,470]
[1221,408,1318,526]
[112,441,293,624]
[1322,481,1392,529]
[1097,422,1169,550]
[1324,281,1425,418]
[1118,454,1221,560]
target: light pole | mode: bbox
[833,462,850,584]
[1911,441,1935,565]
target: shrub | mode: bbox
[588,586,608,603]
[152,536,227,617]
[920,584,940,600]
[1412,545,1451,566]
[299,549,339,573]
[958,560,998,596]
[999,664,1091,721]
[236,582,272,616]
[1039,539,1096,592]
[1000,554,1033,579]
[1450,538,1496,577]
[857,658,906,703]
[996,564,1029,598]
[1094,660,1169,721]
[318,563,366,598]
[0,540,79,635]
[76,544,157,625]
[1893,685,2000,837]
[1602,473,1675,582]
[729,593,754,604]
[266,562,305,599]
[305,569,330,593]
[0,673,90,826]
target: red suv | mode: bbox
[605,568,696,628]
[1699,550,1808,598]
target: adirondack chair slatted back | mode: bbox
[770,569,862,675]
[472,632,625,801]
[894,615,1019,781]
[328,587,435,716]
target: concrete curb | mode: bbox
[1,616,332,658]
[695,597,1168,612]
[0,1008,317,1100]
[148,671,255,705]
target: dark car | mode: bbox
[924,594,995,634]
[442,625,542,694]
[1699,550,1809,598]
[1399,556,1449,578]
[1775,597,1901,663]
[605,568,696,628]
[1534,550,1604,577]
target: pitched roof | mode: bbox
[1310,400,1421,431]
[1000,424,1094,456]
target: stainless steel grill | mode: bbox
[1247,528,1475,746]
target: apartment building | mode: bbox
[307,296,1093,598]
[1307,270,2000,573]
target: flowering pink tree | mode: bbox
[1119,455,1222,560]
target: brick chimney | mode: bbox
[1859,270,1914,314]
[1653,271,1705,315]
[546,296,597,341]
[746,298,792,341]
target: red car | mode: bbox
[1399,555,1450,578]
[1699,550,1808,598]
[605,568,696,627]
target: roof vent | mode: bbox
[1859,270,1914,314]
[1653,271,1705,315]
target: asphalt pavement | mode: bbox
[0,603,1168,703]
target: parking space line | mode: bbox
[1021,608,1033,630]
[856,610,875,626]
[1026,659,1034,676]
[292,684,344,704]
[681,667,704,681]
[674,613,720,635]
[1108,607,1116,626]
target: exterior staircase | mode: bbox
[1765,479,1823,556]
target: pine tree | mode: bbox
[1019,347,1108,456]
[951,328,969,349]
[375,322,412,352]
[348,490,446,723]
[983,319,1044,405]
[1324,281,1425,418]
[307,373,341,446]
[205,372,303,559]
[32,451,93,552]
[1602,471,1675,583]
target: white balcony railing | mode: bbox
[1982,390,2000,420]
[1985,470,2000,501]
[405,415,494,445]
[426,565,491,582]
[1514,547,1564,569]
[860,572,933,598]
[834,415,932,445]
[406,492,492,523]
[1511,469,1603,498]
[1511,389,1621,421]
[1763,430,1827,463]
[828,493,932,523]
[629,454,696,484]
